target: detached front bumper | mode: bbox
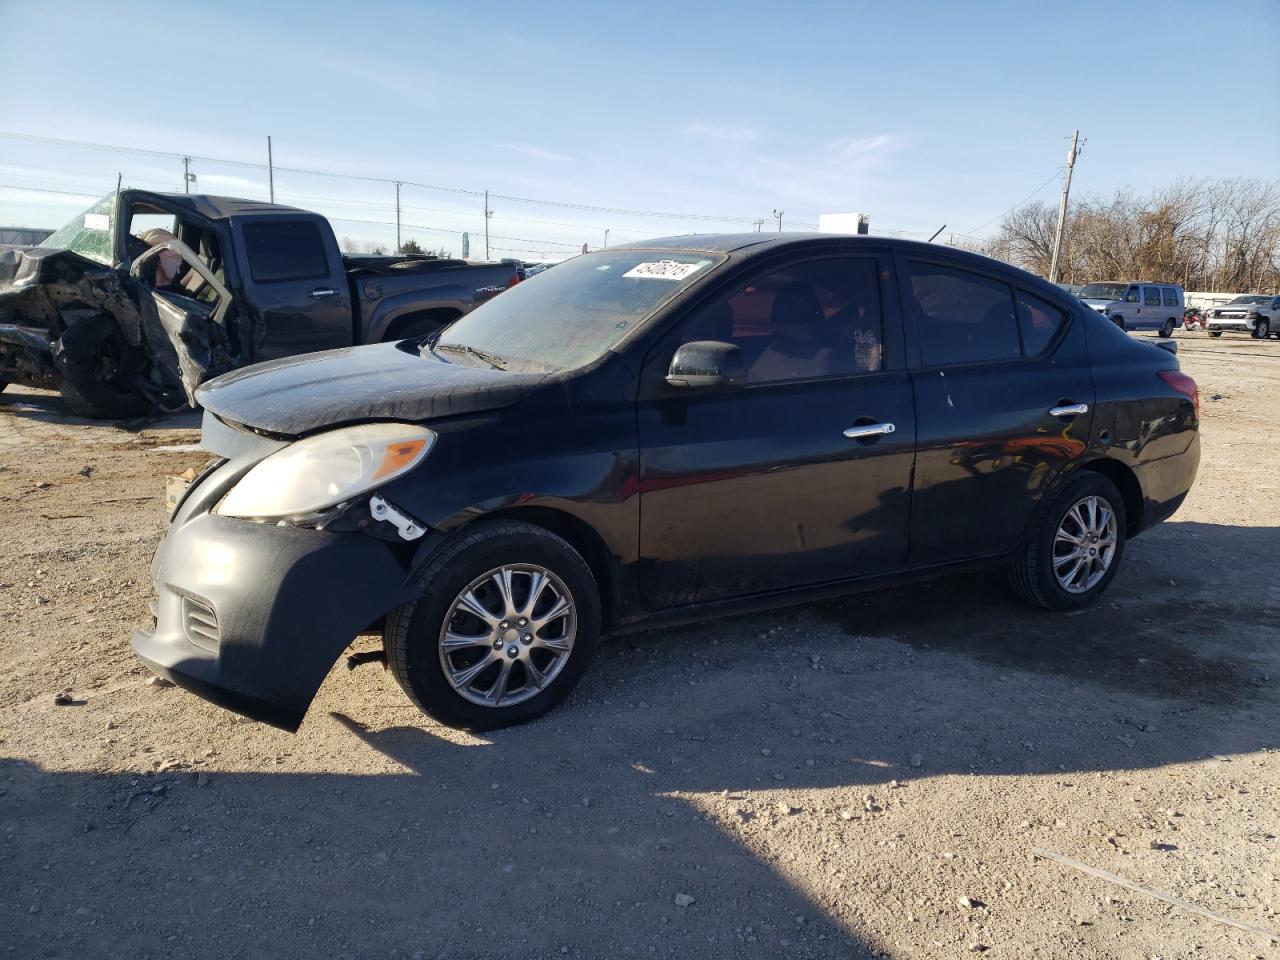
[0,322,58,388]
[131,461,421,731]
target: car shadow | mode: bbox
[5,520,1278,958]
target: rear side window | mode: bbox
[243,221,329,282]
[1015,290,1066,357]
[1143,286,1162,306]
[1162,287,1179,306]
[908,262,1020,366]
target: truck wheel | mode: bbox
[1159,318,1175,338]
[54,315,150,419]
[1008,472,1127,611]
[1253,319,1270,339]
[1209,330,1223,338]
[385,520,600,731]
[1112,316,1126,331]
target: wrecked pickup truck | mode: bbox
[0,190,524,418]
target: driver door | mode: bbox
[635,253,915,608]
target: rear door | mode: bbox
[900,255,1093,564]
[636,252,915,607]
[234,218,353,362]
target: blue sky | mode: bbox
[1,0,1276,258]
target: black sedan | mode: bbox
[132,234,1200,732]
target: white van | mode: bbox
[1078,282,1185,337]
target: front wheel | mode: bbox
[1209,330,1223,338]
[54,315,149,419]
[1008,472,1127,611]
[1160,318,1175,338]
[1111,315,1126,331]
[1253,319,1270,339]
[385,521,600,730]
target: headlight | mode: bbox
[215,423,435,520]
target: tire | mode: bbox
[1112,315,1126,331]
[1159,318,1175,338]
[54,315,149,419]
[1008,472,1127,611]
[1253,319,1270,339]
[1209,330,1223,338]
[385,520,600,731]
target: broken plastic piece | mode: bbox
[368,494,425,541]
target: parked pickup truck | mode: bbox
[1205,294,1280,339]
[0,190,524,418]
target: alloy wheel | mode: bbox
[437,564,577,708]
[1053,495,1118,594]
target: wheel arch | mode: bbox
[381,307,463,342]
[1074,457,1143,537]
[451,506,623,632]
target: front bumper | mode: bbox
[131,461,421,730]
[1206,318,1253,331]
[0,322,58,388]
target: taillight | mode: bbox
[1157,370,1198,416]
[506,273,521,288]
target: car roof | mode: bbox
[126,190,314,222]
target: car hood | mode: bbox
[196,341,548,436]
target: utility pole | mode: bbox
[1049,130,1081,284]
[182,156,192,193]
[484,189,492,260]
[753,219,764,232]
[394,181,402,253]
[267,136,275,203]
[772,209,784,232]
[603,228,610,248]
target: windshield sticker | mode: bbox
[84,213,110,230]
[623,260,709,281]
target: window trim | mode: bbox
[242,219,331,284]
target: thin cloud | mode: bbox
[681,121,761,145]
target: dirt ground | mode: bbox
[1,331,1277,960]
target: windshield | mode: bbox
[1228,295,1270,305]
[39,193,117,265]
[1079,283,1128,300]
[435,249,723,371]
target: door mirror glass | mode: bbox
[666,340,745,389]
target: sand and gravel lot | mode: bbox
[1,331,1277,959]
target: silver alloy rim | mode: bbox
[1053,495,1118,594]
[437,563,577,708]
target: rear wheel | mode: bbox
[1209,330,1223,338]
[1008,472,1127,611]
[54,315,149,419]
[1253,319,1270,339]
[385,521,600,730]
[1159,318,1175,338]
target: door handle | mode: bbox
[843,422,896,439]
[1049,403,1089,418]
[308,287,337,299]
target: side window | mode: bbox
[1162,287,1179,306]
[1125,287,1141,303]
[243,221,329,283]
[1143,286,1162,306]
[908,261,1019,366]
[1015,290,1066,357]
[676,257,883,384]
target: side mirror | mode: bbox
[666,340,746,389]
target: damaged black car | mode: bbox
[0,190,524,418]
[132,233,1201,734]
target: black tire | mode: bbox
[54,315,149,419]
[385,520,600,731]
[1159,318,1175,338]
[1253,319,1270,340]
[1209,330,1223,338]
[1008,471,1127,611]
[1112,315,1125,331]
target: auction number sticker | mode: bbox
[84,213,110,230]
[623,259,709,281]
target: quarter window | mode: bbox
[1162,287,1179,306]
[675,257,883,384]
[908,262,1020,366]
[1143,286,1162,306]
[243,221,329,283]
[1015,290,1066,357]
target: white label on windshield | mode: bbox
[623,259,707,281]
[84,213,110,230]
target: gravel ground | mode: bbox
[1,331,1277,959]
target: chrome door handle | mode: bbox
[308,287,337,299]
[843,422,896,439]
[1049,403,1089,418]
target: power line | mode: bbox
[954,168,1064,240]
